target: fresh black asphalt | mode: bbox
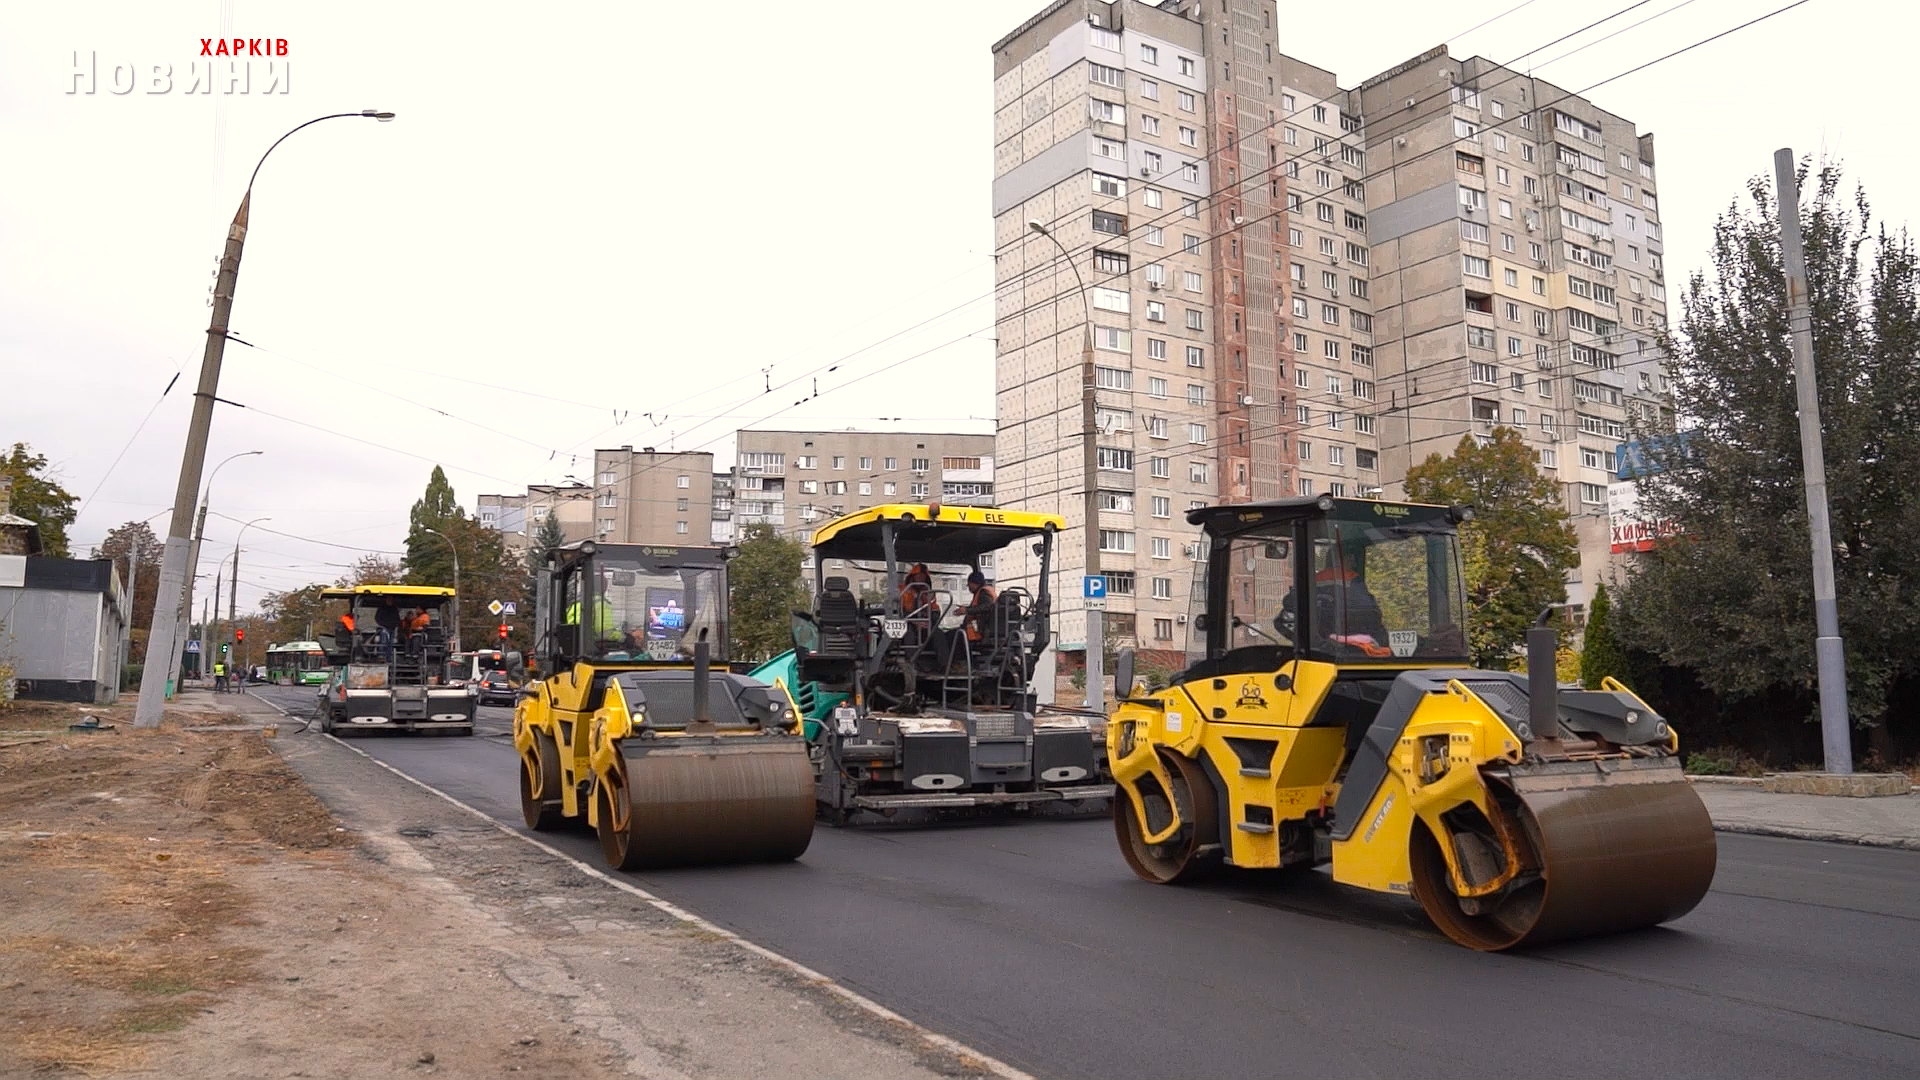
[260,686,1920,1079]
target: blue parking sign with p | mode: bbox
[1083,575,1107,599]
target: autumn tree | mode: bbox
[341,554,404,587]
[0,442,78,556]
[95,520,163,661]
[1404,428,1578,667]
[261,583,333,642]
[1618,163,1920,750]
[400,467,526,650]
[728,523,809,663]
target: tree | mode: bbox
[341,554,404,587]
[1580,583,1627,689]
[397,467,525,649]
[261,583,333,642]
[728,523,809,663]
[1404,428,1579,668]
[95,520,162,661]
[404,466,465,587]
[1620,163,1920,744]
[0,442,79,557]
[525,510,564,576]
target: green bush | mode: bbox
[1685,753,1729,775]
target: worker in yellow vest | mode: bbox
[213,660,228,693]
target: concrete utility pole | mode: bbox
[1773,148,1852,774]
[1029,220,1104,711]
[121,535,140,683]
[135,111,393,727]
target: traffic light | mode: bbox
[220,643,230,655]
[235,629,245,643]
[498,624,510,640]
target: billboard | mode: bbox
[1607,479,1680,553]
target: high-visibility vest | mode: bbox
[214,662,226,676]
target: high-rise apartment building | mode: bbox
[991,3,1673,648]
[477,447,714,553]
[1352,47,1670,607]
[992,0,1295,662]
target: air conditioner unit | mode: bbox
[1140,167,1152,178]
[1148,280,1162,290]
[1176,613,1188,625]
[1395,135,1408,148]
[1405,97,1417,111]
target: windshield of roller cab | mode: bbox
[579,560,728,663]
[1294,519,1468,663]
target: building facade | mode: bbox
[991,0,1298,659]
[478,447,716,554]
[990,2,1673,649]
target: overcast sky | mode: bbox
[2,0,1898,613]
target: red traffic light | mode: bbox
[235,629,245,641]
[497,624,509,638]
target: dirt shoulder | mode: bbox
[0,695,997,1079]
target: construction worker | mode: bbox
[564,583,617,651]
[962,570,997,644]
[373,597,402,660]
[213,659,228,692]
[901,563,937,616]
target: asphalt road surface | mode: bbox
[260,685,1920,1079]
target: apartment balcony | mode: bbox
[738,462,785,477]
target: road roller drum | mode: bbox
[596,737,815,870]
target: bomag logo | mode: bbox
[1371,504,1412,518]
[1235,678,1268,708]
[1237,511,1264,523]
[637,546,680,556]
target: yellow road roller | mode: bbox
[1107,495,1714,950]
[514,541,813,870]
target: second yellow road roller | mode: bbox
[1106,495,1715,950]
[513,540,813,870]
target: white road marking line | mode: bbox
[248,690,1030,1080]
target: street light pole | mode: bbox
[136,110,395,728]
[421,526,461,654]
[227,518,269,687]
[1030,220,1104,712]
[166,449,262,695]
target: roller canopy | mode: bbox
[810,504,1064,564]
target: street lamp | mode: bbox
[167,449,262,694]
[218,518,269,688]
[420,526,461,654]
[136,111,396,728]
[1029,219,1105,711]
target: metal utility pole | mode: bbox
[421,526,461,654]
[135,110,394,728]
[167,453,259,696]
[1773,148,1851,774]
[121,535,140,683]
[227,518,268,685]
[1029,220,1104,711]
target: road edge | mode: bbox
[1712,822,1920,851]
[245,691,1034,1080]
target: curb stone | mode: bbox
[1712,822,1920,851]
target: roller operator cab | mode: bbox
[512,541,813,871]
[315,585,474,735]
[779,504,1114,824]
[1107,495,1716,950]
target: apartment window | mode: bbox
[1496,165,1509,186]
[1145,225,1164,246]
[1538,448,1557,468]
[1183,233,1202,254]
[1151,536,1172,560]
[1154,617,1175,640]
[1151,577,1173,601]
[1093,286,1130,313]
[1298,439,1312,462]
[883,456,897,470]
[1188,460,1210,483]
[1326,373,1343,395]
[883,482,897,496]
[1298,478,1314,496]
[1140,43,1158,64]
[1498,198,1514,220]
[1147,416,1168,439]
[1141,78,1159,100]
[858,456,871,470]
[1461,220,1489,244]
[1508,336,1523,356]
[595,491,617,508]
[1100,530,1135,554]
[1185,345,1206,368]
[1467,326,1495,349]
[597,518,616,534]
[1356,414,1375,435]
[1182,270,1203,293]
[1320,237,1337,256]
[1460,187,1485,210]
[1187,422,1206,444]
[1150,456,1170,478]
[1178,55,1196,76]
[1529,241,1543,262]
[1096,365,1133,390]
[1089,63,1123,88]
[1457,153,1485,176]
[907,457,929,472]
[1105,571,1136,596]
[1531,275,1546,296]
[1580,483,1606,505]
[1297,366,1311,388]
[1098,490,1135,512]
[1472,362,1500,384]
[1504,302,1520,322]
[1538,378,1552,399]
[799,480,818,494]
[1148,337,1168,360]
[1352,344,1374,366]
[1178,89,1196,111]
[1535,310,1552,335]
[1503,268,1518,287]
[1096,326,1131,351]
[1093,210,1126,235]
[1145,375,1168,399]
[1185,309,1204,331]
[1293,332,1309,353]
[1510,371,1526,391]
[1321,304,1340,326]
[1463,255,1491,278]
[858,482,871,496]
[1298,405,1312,424]
[1178,125,1197,147]
[1357,448,1378,470]
[1324,339,1341,361]
[1328,445,1345,466]
[1349,277,1369,300]
[1317,202,1336,224]
[1096,447,1134,471]
[1143,188,1164,212]
[1454,118,1479,140]
[1151,495,1171,518]
[596,469,616,485]
[1183,384,1205,407]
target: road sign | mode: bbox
[186,640,201,653]
[487,599,503,616]
[1083,575,1107,610]
[500,601,516,615]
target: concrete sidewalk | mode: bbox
[1694,780,1920,850]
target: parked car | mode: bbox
[477,671,517,706]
